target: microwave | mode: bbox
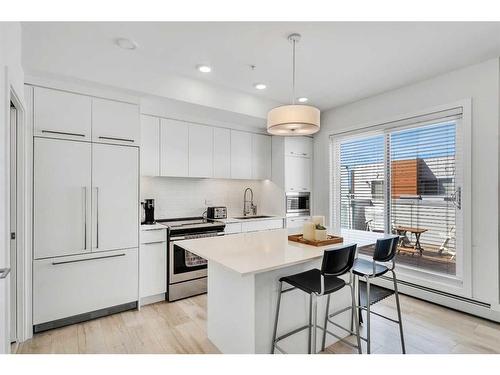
[286,192,310,217]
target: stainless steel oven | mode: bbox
[286,191,311,217]
[162,217,225,301]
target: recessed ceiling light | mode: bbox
[115,38,138,50]
[197,65,212,73]
[297,97,309,103]
[254,83,267,90]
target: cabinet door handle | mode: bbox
[51,253,125,266]
[83,187,87,250]
[98,136,135,143]
[0,268,11,279]
[41,130,86,137]
[142,240,165,245]
[95,187,99,249]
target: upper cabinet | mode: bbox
[230,130,252,179]
[140,115,160,176]
[284,136,313,158]
[189,124,214,178]
[213,127,231,179]
[252,134,272,180]
[34,87,91,140]
[285,156,312,192]
[92,98,140,145]
[160,118,189,177]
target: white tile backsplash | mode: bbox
[141,177,285,219]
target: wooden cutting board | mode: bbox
[288,234,344,247]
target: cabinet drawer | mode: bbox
[33,248,138,325]
[140,228,167,244]
[284,136,313,158]
[224,222,242,234]
[265,219,284,230]
[140,242,167,298]
[286,216,311,229]
[241,220,269,233]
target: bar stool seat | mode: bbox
[352,258,389,278]
[279,269,346,295]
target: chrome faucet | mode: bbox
[243,187,257,216]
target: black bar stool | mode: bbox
[271,244,361,354]
[353,235,405,354]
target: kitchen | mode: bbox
[1,9,500,371]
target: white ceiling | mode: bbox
[22,22,500,115]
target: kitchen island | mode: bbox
[180,228,382,354]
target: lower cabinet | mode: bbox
[224,219,284,234]
[140,231,167,302]
[286,216,311,229]
[33,248,138,326]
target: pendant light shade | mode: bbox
[267,104,320,135]
[267,33,320,136]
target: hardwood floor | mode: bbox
[15,293,500,354]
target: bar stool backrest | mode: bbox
[373,236,399,262]
[321,244,357,276]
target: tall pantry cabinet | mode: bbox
[29,85,140,331]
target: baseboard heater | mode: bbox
[33,301,137,333]
[380,276,491,309]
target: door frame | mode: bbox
[5,75,30,345]
[329,99,472,298]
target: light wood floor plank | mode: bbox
[15,293,500,354]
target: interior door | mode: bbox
[92,143,139,252]
[34,138,91,259]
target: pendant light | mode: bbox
[267,33,320,136]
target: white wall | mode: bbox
[314,58,499,307]
[0,22,25,353]
[141,177,284,219]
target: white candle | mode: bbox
[312,216,325,226]
[303,222,316,241]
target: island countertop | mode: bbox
[179,228,384,276]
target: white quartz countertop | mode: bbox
[140,223,167,231]
[215,215,284,224]
[179,228,384,275]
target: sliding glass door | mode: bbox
[331,111,466,290]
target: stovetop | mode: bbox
[157,217,225,234]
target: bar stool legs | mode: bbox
[365,276,371,354]
[392,270,406,354]
[271,281,283,354]
[321,294,331,351]
[356,271,406,354]
[311,294,318,354]
[351,279,362,354]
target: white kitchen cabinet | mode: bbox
[160,118,189,177]
[251,134,272,180]
[285,156,312,192]
[34,138,91,259]
[213,127,231,179]
[224,222,242,234]
[230,130,252,179]
[189,124,214,178]
[140,238,167,299]
[92,98,140,145]
[34,87,91,140]
[285,136,313,158]
[140,115,160,176]
[241,219,283,233]
[286,216,311,229]
[33,248,138,326]
[92,143,139,252]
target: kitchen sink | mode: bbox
[232,215,274,220]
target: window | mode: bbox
[331,108,464,280]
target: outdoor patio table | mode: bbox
[395,226,428,255]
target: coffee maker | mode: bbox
[141,199,156,225]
